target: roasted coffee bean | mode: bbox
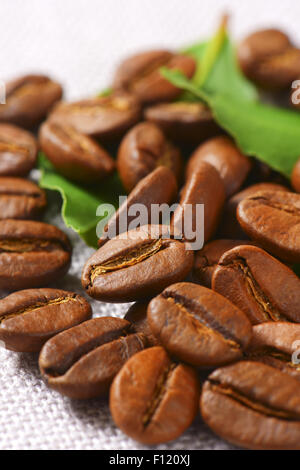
[237,190,300,263]
[200,361,300,450]
[82,225,194,303]
[292,158,300,192]
[0,178,46,220]
[212,245,300,324]
[193,239,256,288]
[49,91,141,140]
[0,219,71,290]
[246,322,300,381]
[39,317,146,399]
[117,122,182,193]
[186,137,252,198]
[0,74,62,128]
[147,283,252,367]
[110,346,200,444]
[0,288,91,352]
[171,161,225,243]
[219,182,289,239]
[144,101,221,144]
[113,50,196,104]
[0,123,37,176]
[99,167,177,246]
[39,121,115,183]
[237,29,300,89]
[124,301,160,347]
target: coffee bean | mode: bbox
[49,91,141,140]
[82,225,194,303]
[113,50,196,104]
[193,239,256,288]
[0,219,71,290]
[144,101,221,144]
[0,123,37,176]
[117,122,182,193]
[39,316,146,399]
[147,283,252,367]
[237,190,300,263]
[0,74,63,128]
[246,322,300,381]
[171,161,225,243]
[124,301,160,347]
[99,167,177,246]
[237,29,300,89]
[0,178,46,220]
[39,121,115,183]
[292,158,300,192]
[200,361,300,449]
[212,245,300,324]
[110,346,200,444]
[0,288,91,352]
[219,182,289,239]
[186,137,252,197]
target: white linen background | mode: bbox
[0,0,299,450]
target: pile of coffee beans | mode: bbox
[1,29,300,450]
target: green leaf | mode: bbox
[162,35,300,178]
[201,36,258,102]
[182,41,207,61]
[192,16,228,87]
[206,95,300,177]
[38,153,123,248]
[97,87,113,97]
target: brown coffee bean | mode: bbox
[144,101,221,144]
[39,316,146,399]
[237,190,300,263]
[0,74,63,128]
[0,123,37,177]
[110,346,200,444]
[0,288,91,352]
[237,29,300,90]
[117,122,182,193]
[49,91,141,140]
[147,283,252,367]
[0,219,71,290]
[200,361,300,450]
[212,245,300,324]
[193,239,256,288]
[0,177,47,220]
[186,137,252,198]
[124,301,160,347]
[219,182,289,239]
[113,50,196,104]
[246,322,300,381]
[99,167,177,246]
[82,225,194,303]
[39,121,115,183]
[171,161,225,243]
[292,158,300,192]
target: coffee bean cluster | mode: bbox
[1,31,300,450]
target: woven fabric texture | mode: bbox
[1,0,299,450]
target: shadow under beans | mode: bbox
[16,351,41,380]
[68,394,114,431]
[46,272,84,293]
